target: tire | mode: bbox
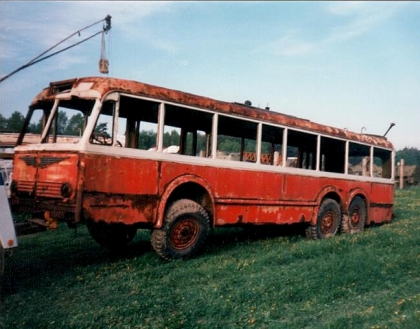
[306,199,341,239]
[87,221,137,250]
[341,197,366,234]
[151,199,210,261]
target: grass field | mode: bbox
[1,188,420,329]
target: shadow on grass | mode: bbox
[204,223,307,256]
[2,227,153,295]
[2,223,307,295]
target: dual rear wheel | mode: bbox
[306,197,366,239]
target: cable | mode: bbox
[0,15,111,83]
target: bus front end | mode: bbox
[11,150,82,226]
[10,78,102,227]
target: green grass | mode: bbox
[1,187,420,329]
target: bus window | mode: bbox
[320,137,345,173]
[19,108,48,145]
[217,115,258,162]
[116,96,160,150]
[19,101,91,146]
[348,142,371,176]
[374,148,392,179]
[164,104,213,156]
[261,124,284,165]
[90,101,115,146]
[287,129,317,170]
[181,130,208,156]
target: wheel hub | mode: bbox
[321,211,335,234]
[350,208,360,227]
[171,218,199,250]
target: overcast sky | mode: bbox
[1,1,419,150]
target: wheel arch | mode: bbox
[345,188,368,214]
[312,186,343,225]
[155,174,215,228]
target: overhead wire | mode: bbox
[0,15,111,83]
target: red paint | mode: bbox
[12,77,394,236]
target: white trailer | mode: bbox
[0,176,17,277]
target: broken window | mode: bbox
[216,115,258,162]
[373,148,392,179]
[163,104,213,156]
[320,136,346,173]
[261,124,284,165]
[286,129,317,169]
[348,142,371,176]
[19,99,92,145]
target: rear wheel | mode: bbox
[87,222,137,250]
[151,199,210,261]
[341,197,366,234]
[306,199,341,239]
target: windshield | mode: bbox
[17,98,96,145]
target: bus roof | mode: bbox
[32,76,393,149]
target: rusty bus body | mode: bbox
[11,77,395,260]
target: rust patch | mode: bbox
[83,192,158,225]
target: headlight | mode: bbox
[61,183,73,198]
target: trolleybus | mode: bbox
[10,77,395,260]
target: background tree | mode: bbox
[396,147,420,166]
[0,113,7,132]
[28,117,43,134]
[139,130,157,149]
[56,111,68,135]
[6,111,25,132]
[64,113,84,136]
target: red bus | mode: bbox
[11,77,395,260]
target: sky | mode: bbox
[0,1,419,150]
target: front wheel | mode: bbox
[87,221,137,250]
[306,199,341,239]
[151,199,210,261]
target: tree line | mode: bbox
[1,111,420,165]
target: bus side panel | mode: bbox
[210,168,317,225]
[82,154,160,225]
[212,167,284,200]
[283,174,325,201]
[82,154,159,195]
[368,183,394,224]
[214,204,315,226]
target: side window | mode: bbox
[374,148,392,179]
[117,96,160,150]
[261,124,284,165]
[348,143,371,176]
[217,115,258,162]
[286,129,317,169]
[90,101,114,146]
[320,137,345,173]
[163,104,212,156]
